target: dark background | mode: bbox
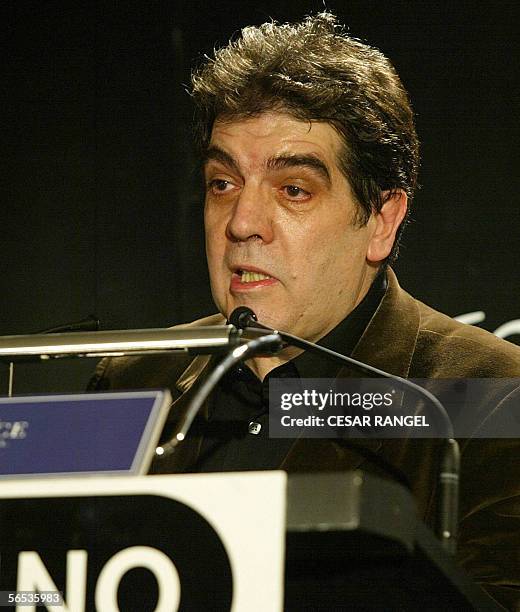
[2,1,519,394]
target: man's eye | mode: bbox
[282,185,311,200]
[207,179,234,194]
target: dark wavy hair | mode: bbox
[191,12,419,260]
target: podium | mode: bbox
[286,472,502,611]
[0,471,503,611]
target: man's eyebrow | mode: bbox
[266,153,331,184]
[202,146,240,174]
[202,147,332,185]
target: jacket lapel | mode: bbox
[149,354,216,474]
[350,268,420,378]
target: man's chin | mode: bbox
[243,309,290,333]
[223,302,284,331]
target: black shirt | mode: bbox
[194,270,388,472]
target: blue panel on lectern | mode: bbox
[0,390,171,477]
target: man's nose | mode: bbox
[226,185,274,243]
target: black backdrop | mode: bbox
[2,1,519,394]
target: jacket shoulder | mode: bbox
[412,300,520,377]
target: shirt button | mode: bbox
[248,421,262,435]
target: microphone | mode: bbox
[228,306,259,330]
[229,307,460,556]
[37,314,100,334]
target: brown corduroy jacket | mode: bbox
[89,269,520,610]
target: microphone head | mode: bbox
[228,307,258,329]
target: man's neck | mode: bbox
[244,265,387,381]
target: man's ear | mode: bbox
[366,190,408,263]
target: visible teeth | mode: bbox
[241,271,271,283]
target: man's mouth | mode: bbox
[239,270,272,283]
[230,268,277,291]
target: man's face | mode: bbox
[204,112,380,341]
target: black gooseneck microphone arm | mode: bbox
[229,307,460,556]
[231,307,452,432]
[155,333,284,457]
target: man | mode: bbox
[89,13,520,609]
